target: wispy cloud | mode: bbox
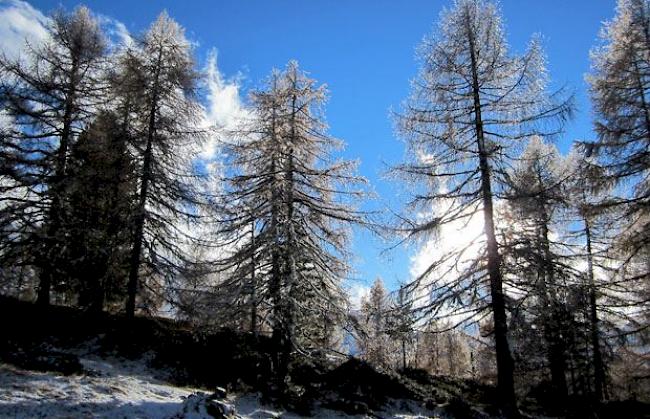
[201,49,250,161]
[0,0,49,60]
[0,0,135,59]
[97,14,133,48]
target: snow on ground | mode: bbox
[0,355,444,418]
[0,355,199,418]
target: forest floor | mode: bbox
[0,296,648,418]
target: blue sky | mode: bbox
[5,0,618,297]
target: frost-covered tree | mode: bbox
[357,277,391,366]
[213,71,284,336]
[502,138,573,405]
[0,7,107,306]
[589,0,650,336]
[121,13,209,318]
[414,319,473,378]
[589,0,650,206]
[564,146,617,401]
[218,61,367,385]
[393,0,572,412]
[588,0,650,398]
[386,284,416,370]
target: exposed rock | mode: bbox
[444,396,490,419]
[177,392,239,419]
[210,387,228,400]
[323,358,420,407]
[206,399,238,419]
[325,398,370,416]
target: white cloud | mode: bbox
[0,0,49,60]
[347,282,371,311]
[409,201,484,284]
[97,14,133,48]
[407,197,489,328]
[200,49,250,160]
[0,1,134,59]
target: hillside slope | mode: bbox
[0,354,443,418]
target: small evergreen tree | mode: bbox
[502,137,572,405]
[64,111,136,312]
[358,278,391,366]
[387,284,416,370]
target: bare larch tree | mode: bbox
[120,13,209,318]
[392,0,572,414]
[589,0,650,338]
[218,61,368,389]
[0,7,107,305]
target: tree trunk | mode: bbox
[585,217,606,402]
[276,90,299,391]
[537,193,569,406]
[250,218,257,334]
[125,135,152,318]
[466,14,518,416]
[267,94,285,390]
[126,47,163,319]
[37,58,80,307]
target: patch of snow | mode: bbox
[0,355,197,418]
